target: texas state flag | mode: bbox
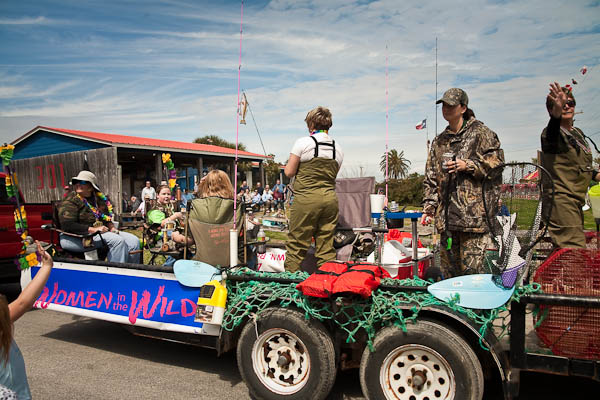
[415,119,427,130]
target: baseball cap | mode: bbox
[436,88,469,106]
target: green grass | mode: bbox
[503,197,598,230]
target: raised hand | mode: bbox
[548,82,568,119]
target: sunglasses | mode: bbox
[73,180,90,185]
[565,100,576,108]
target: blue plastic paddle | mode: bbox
[427,274,515,309]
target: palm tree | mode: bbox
[380,149,411,180]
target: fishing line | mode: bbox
[244,91,268,156]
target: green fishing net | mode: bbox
[221,268,541,351]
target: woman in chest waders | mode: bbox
[284,106,344,272]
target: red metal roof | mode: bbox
[16,126,268,159]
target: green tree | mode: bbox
[263,155,281,185]
[194,135,247,151]
[380,149,411,180]
[194,135,252,173]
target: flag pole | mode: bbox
[426,115,429,152]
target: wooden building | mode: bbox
[10,126,269,213]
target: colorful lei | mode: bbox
[78,192,114,221]
[1,144,41,270]
[162,153,177,190]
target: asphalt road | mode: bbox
[15,309,365,400]
[15,309,600,399]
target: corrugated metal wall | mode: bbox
[12,148,121,213]
[12,130,108,160]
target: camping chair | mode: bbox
[482,162,554,286]
[333,177,376,262]
[185,199,243,268]
[42,200,109,260]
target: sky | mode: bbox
[1,0,599,180]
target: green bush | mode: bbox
[376,173,425,207]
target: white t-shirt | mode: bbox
[141,186,156,200]
[290,131,344,167]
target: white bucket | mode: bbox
[370,194,385,214]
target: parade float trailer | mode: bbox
[15,162,600,400]
[20,237,600,400]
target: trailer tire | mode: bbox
[236,308,336,400]
[359,319,483,400]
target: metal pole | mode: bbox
[435,37,438,137]
[412,218,419,276]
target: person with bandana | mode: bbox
[284,106,344,272]
[58,170,140,263]
[541,82,600,248]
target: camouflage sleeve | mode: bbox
[422,144,438,215]
[467,123,504,181]
[58,198,90,235]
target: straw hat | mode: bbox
[70,170,100,191]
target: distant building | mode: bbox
[10,126,269,212]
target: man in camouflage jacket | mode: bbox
[422,88,504,278]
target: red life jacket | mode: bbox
[331,263,391,298]
[296,261,348,298]
[297,261,390,299]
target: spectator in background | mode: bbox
[130,195,141,213]
[262,185,274,213]
[240,180,249,193]
[62,185,71,199]
[181,189,194,210]
[255,182,264,196]
[497,198,510,217]
[243,188,252,204]
[141,181,156,200]
[251,190,263,212]
[272,179,286,211]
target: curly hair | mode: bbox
[199,170,234,199]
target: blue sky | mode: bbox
[1,0,599,179]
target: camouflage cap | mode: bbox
[436,88,469,106]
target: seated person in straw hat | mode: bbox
[58,171,140,264]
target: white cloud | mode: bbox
[0,0,598,182]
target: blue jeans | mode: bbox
[60,231,141,264]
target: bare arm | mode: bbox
[284,154,301,178]
[9,242,53,323]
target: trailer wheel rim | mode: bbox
[251,328,311,395]
[380,344,455,400]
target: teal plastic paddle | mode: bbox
[173,260,222,287]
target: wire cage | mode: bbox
[533,248,600,360]
[482,162,554,287]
